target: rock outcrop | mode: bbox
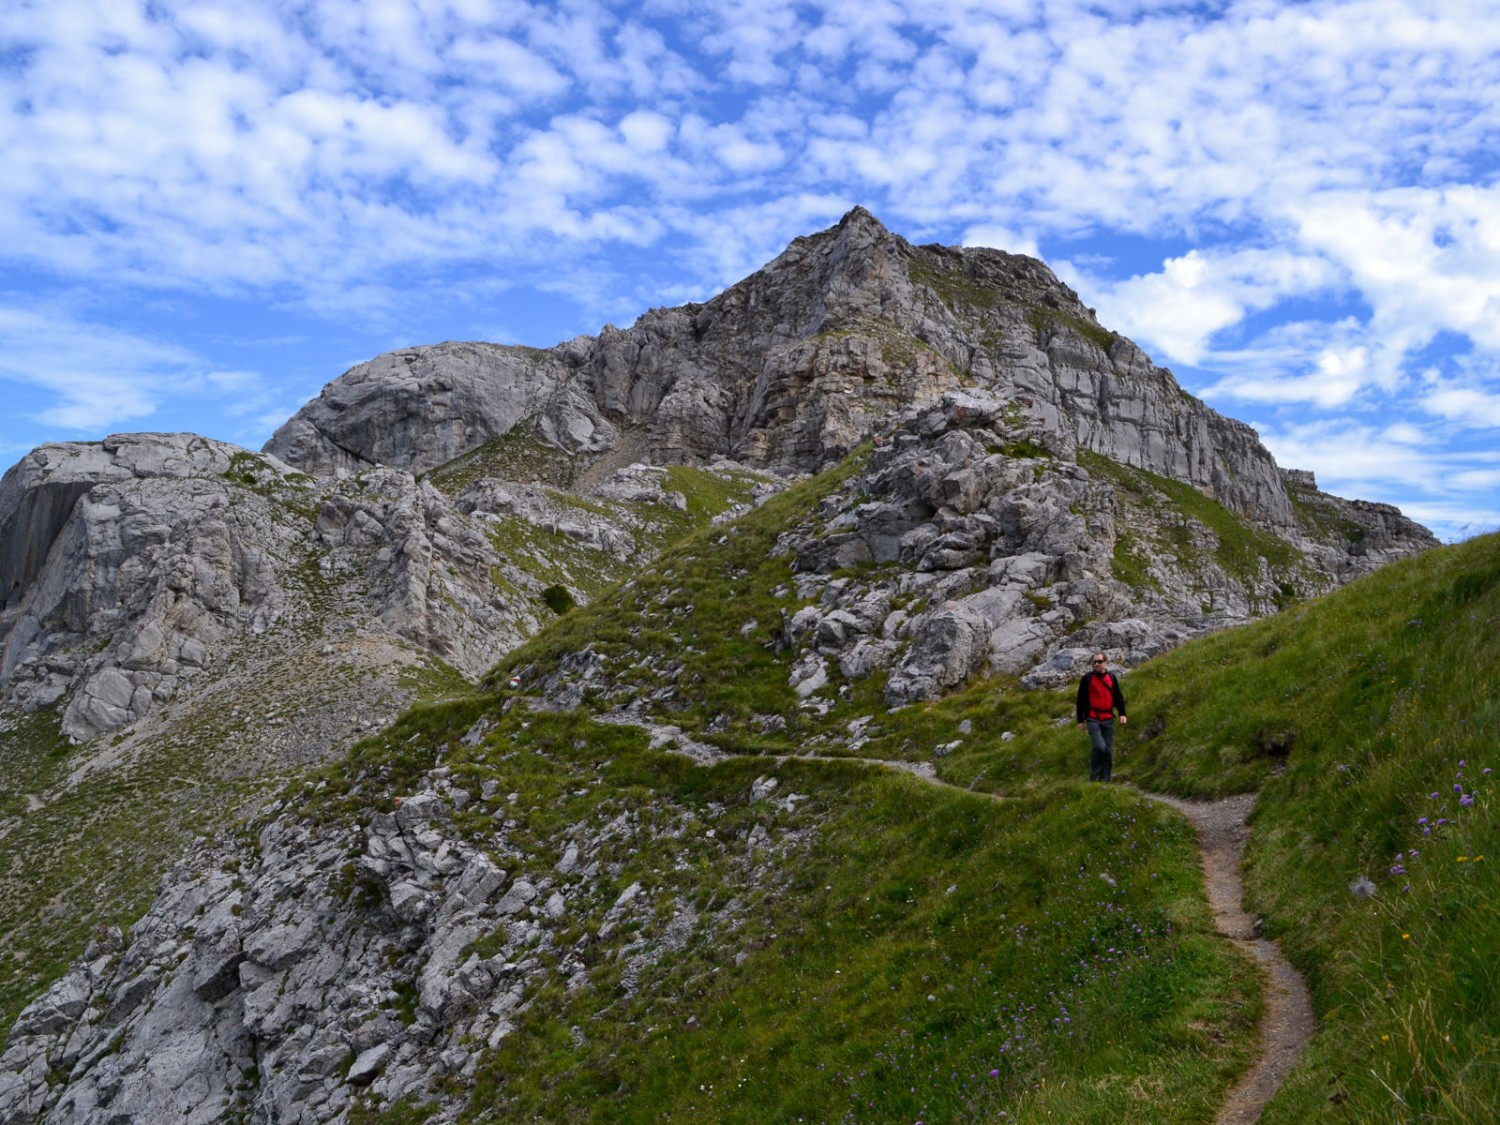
[263,343,615,478]
[0,435,531,743]
[0,749,818,1125]
[265,208,1324,539]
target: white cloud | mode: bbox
[0,299,265,433]
[1381,421,1428,445]
[1065,248,1342,367]
[447,36,570,97]
[1422,384,1500,429]
[1287,186,1500,359]
[1255,417,1444,498]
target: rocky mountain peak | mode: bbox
[0,209,1446,1125]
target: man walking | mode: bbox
[1076,652,1127,782]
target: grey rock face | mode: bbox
[0,757,817,1125]
[262,209,1335,547]
[763,391,1433,705]
[1,436,283,739]
[263,342,586,477]
[0,436,536,743]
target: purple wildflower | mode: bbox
[1461,794,1475,807]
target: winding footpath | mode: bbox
[862,758,1318,1123]
[1143,791,1316,1125]
[635,719,1316,1122]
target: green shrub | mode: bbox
[541,584,576,615]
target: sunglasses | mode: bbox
[1092,659,1106,664]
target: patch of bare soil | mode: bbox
[1144,792,1316,1124]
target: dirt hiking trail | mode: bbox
[692,732,1318,1122]
[1143,791,1316,1124]
[853,758,1318,1122]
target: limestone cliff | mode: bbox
[265,207,1347,541]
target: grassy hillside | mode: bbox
[465,457,1500,1121]
[310,701,1253,1124]
[1124,530,1500,1123]
[929,530,1500,1122]
[7,432,1493,1121]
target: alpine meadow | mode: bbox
[2,210,1493,1125]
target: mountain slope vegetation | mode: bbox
[315,465,1498,1121]
[0,208,1466,1123]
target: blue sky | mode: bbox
[3,0,1499,541]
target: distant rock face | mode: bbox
[0,435,542,742]
[264,342,613,477]
[265,208,1306,537]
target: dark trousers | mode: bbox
[1086,718,1114,781]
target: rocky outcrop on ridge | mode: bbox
[267,207,1314,537]
[0,747,818,1125]
[522,390,1435,722]
[263,343,618,479]
[0,434,528,743]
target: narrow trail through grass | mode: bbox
[1142,792,1315,1125]
[614,713,1311,1120]
[763,742,1315,1124]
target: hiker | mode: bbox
[1076,651,1127,782]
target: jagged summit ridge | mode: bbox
[264,208,1296,534]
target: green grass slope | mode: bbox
[930,529,1500,1122]
[463,456,1499,1121]
[1126,530,1500,1124]
[309,702,1252,1125]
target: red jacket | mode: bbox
[1076,670,1126,723]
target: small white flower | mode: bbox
[1349,876,1377,899]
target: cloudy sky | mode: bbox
[3,0,1498,540]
